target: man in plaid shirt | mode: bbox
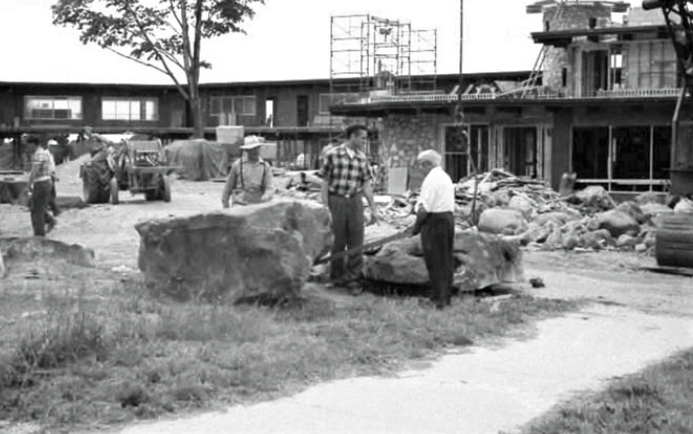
[319,124,379,294]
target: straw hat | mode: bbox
[240,135,263,150]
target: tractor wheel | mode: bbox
[109,177,119,205]
[145,189,158,201]
[82,164,105,204]
[161,176,171,202]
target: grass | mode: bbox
[520,348,693,434]
[0,275,579,432]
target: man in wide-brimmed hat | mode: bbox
[222,135,273,207]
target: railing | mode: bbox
[338,87,684,105]
[595,88,682,98]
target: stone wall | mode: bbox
[541,3,615,93]
[379,113,448,190]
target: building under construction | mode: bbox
[332,0,691,197]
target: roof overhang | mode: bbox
[531,25,669,47]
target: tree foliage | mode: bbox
[52,0,264,136]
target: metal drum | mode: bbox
[655,214,693,268]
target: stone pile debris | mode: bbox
[379,168,682,253]
[273,166,686,254]
[468,178,677,253]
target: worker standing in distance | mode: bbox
[319,124,379,295]
[46,139,62,217]
[26,135,57,236]
[409,150,456,309]
[222,136,273,207]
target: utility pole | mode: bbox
[456,0,479,225]
[456,0,464,123]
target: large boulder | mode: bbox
[595,210,641,238]
[478,208,526,235]
[135,200,331,303]
[0,237,95,268]
[534,211,578,227]
[640,202,674,217]
[615,201,647,225]
[569,186,616,209]
[508,194,537,221]
[364,231,524,291]
[635,192,665,205]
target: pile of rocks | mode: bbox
[479,188,674,252]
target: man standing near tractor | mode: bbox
[221,136,273,207]
[26,136,57,236]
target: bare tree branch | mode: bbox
[105,47,190,101]
[122,2,186,88]
[105,47,167,76]
[168,0,183,29]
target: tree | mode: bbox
[52,0,264,138]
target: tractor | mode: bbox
[81,139,172,204]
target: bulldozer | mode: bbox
[81,138,172,204]
[643,0,693,268]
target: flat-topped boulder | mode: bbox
[0,237,95,268]
[364,230,524,292]
[135,200,331,303]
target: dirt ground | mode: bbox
[2,163,693,434]
[2,163,690,310]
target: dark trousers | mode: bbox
[49,176,60,216]
[421,212,455,307]
[327,193,364,283]
[31,179,55,236]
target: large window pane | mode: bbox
[653,126,672,179]
[101,98,158,121]
[572,127,609,179]
[25,96,82,120]
[613,126,650,179]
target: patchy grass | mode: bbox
[0,276,578,432]
[520,348,693,434]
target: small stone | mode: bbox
[635,243,648,252]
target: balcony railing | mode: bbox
[336,86,683,106]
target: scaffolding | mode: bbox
[328,14,438,145]
[329,14,438,102]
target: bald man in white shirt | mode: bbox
[410,150,456,309]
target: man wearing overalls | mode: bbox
[221,136,273,207]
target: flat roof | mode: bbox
[0,71,532,90]
[532,24,669,46]
[330,94,680,117]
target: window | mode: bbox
[101,98,158,121]
[24,96,82,120]
[319,93,357,114]
[209,96,256,116]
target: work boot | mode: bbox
[346,281,364,296]
[46,219,57,234]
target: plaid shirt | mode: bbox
[319,144,371,197]
[29,148,52,185]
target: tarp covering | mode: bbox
[164,139,233,181]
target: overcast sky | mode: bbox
[0,0,546,84]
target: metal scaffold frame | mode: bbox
[328,13,438,140]
[329,13,438,99]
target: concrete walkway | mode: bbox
[116,304,693,434]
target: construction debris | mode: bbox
[275,167,680,254]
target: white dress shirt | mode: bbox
[416,166,455,213]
